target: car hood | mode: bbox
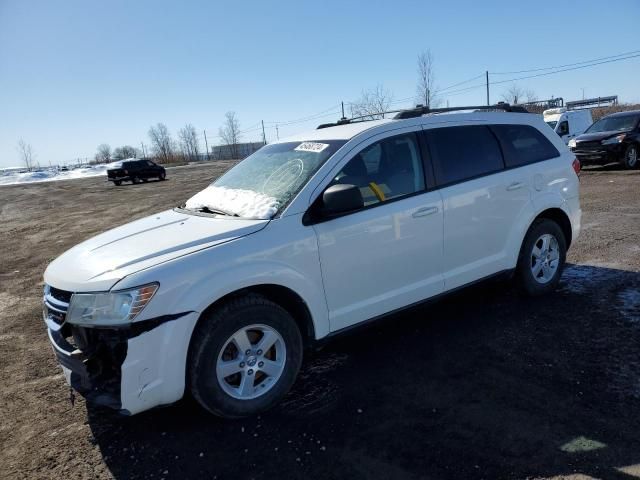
[44,209,268,292]
[575,130,629,143]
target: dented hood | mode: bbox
[44,209,268,292]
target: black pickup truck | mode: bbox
[107,159,166,185]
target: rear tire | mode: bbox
[159,172,166,181]
[516,218,567,296]
[189,294,303,418]
[622,144,638,169]
[114,180,121,186]
[132,176,140,184]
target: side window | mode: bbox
[146,160,155,166]
[333,133,425,207]
[426,126,503,186]
[491,124,560,168]
[557,120,569,135]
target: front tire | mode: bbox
[159,171,166,181]
[114,180,122,186]
[132,176,140,184]
[516,218,567,296]
[622,144,638,169]
[189,294,303,418]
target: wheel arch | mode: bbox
[190,284,316,351]
[531,207,572,248]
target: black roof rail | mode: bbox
[394,102,529,119]
[317,102,529,129]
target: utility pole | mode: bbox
[341,101,345,119]
[276,125,279,140]
[426,88,430,108]
[203,130,210,161]
[261,120,266,145]
[140,142,147,159]
[485,71,490,105]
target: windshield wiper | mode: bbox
[198,206,239,217]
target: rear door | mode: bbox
[312,131,444,332]
[145,160,157,178]
[423,124,532,290]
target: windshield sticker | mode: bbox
[294,142,329,153]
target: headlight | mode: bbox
[66,283,158,326]
[568,138,577,149]
[602,134,626,145]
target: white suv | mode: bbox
[43,105,581,417]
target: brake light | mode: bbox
[123,169,128,175]
[572,158,581,176]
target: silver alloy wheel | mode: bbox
[627,146,638,167]
[216,324,286,400]
[530,233,560,284]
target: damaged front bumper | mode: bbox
[45,308,199,415]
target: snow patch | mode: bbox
[185,186,279,219]
[0,161,124,186]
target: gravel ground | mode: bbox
[0,162,639,480]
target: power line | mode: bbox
[489,53,640,86]
[264,104,341,125]
[435,73,486,94]
[490,49,640,75]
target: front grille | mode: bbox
[576,141,602,149]
[49,286,72,304]
[43,285,72,329]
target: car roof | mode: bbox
[275,110,544,144]
[605,110,640,118]
[276,118,395,142]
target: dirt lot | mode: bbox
[1,163,639,480]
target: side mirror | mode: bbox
[322,184,363,215]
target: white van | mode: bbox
[543,108,593,144]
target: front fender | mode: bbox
[114,214,330,340]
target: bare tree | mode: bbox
[416,49,439,108]
[524,88,538,103]
[218,112,241,159]
[95,144,111,164]
[17,139,35,171]
[148,123,174,163]
[113,145,138,160]
[501,83,526,104]
[350,84,394,120]
[178,124,200,162]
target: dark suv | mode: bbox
[107,159,166,185]
[569,110,640,169]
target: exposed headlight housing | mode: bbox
[568,138,577,149]
[66,283,158,326]
[601,134,626,145]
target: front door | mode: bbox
[312,132,444,332]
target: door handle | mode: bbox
[412,206,439,218]
[506,182,525,191]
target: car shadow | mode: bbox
[111,178,168,187]
[582,162,625,172]
[87,264,640,480]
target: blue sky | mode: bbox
[1,0,639,167]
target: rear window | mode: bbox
[426,125,503,186]
[491,124,559,168]
[122,161,137,168]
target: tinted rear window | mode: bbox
[426,125,503,185]
[491,124,559,167]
